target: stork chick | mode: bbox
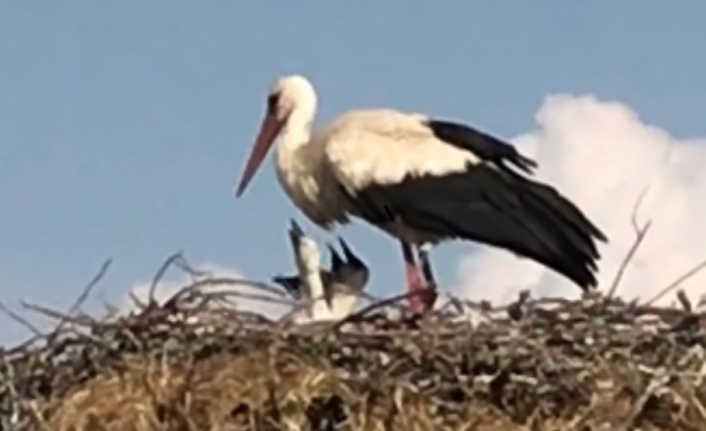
[273,219,369,321]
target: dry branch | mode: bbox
[606,185,653,300]
[644,257,706,307]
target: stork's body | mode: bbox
[236,75,607,312]
[274,219,369,321]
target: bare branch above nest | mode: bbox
[147,251,184,307]
[0,302,42,337]
[644,256,706,306]
[606,185,653,299]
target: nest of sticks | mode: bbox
[1,252,706,431]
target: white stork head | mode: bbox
[235,74,317,197]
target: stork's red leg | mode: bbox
[400,241,436,313]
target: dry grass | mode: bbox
[2,255,706,430]
[34,345,706,431]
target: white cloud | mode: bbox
[456,94,706,306]
[121,262,292,318]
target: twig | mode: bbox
[190,290,294,307]
[630,186,651,234]
[46,258,112,341]
[97,291,120,320]
[676,290,692,313]
[129,291,149,310]
[173,255,214,280]
[607,186,653,299]
[608,143,674,301]
[163,277,289,310]
[644,256,706,306]
[67,259,113,317]
[147,252,184,306]
[20,301,95,327]
[0,302,42,336]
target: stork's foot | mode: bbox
[404,261,437,314]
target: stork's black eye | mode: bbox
[267,94,278,112]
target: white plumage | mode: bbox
[236,76,480,236]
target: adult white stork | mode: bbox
[235,74,608,312]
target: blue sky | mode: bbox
[1,2,706,344]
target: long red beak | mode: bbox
[234,112,284,197]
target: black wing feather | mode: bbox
[425,119,538,175]
[350,165,607,291]
[272,275,303,299]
